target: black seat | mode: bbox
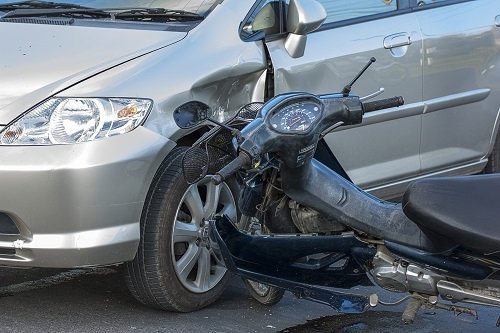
[402,174,500,253]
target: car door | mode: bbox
[413,0,500,174]
[262,0,424,198]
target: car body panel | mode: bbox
[416,1,500,173]
[0,22,188,124]
[0,127,175,267]
[266,11,424,189]
[59,1,267,140]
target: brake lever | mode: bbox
[360,88,385,102]
[319,122,344,139]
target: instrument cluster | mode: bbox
[269,100,322,134]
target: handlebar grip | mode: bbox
[211,153,251,185]
[362,96,404,113]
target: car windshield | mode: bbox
[0,0,220,16]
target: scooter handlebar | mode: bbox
[362,96,404,113]
[211,152,251,185]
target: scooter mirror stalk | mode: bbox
[342,57,376,97]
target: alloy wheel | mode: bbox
[172,176,236,293]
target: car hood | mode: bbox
[0,22,187,124]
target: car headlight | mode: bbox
[0,97,153,145]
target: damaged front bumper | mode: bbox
[0,127,175,268]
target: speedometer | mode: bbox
[283,110,314,131]
[269,100,322,133]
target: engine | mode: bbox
[371,247,442,295]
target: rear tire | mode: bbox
[124,147,238,312]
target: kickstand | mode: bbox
[400,295,480,324]
[373,293,480,325]
[434,302,478,320]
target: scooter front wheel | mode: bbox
[236,215,285,306]
[243,278,285,306]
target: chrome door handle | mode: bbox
[384,33,412,49]
[496,15,500,27]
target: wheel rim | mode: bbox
[172,176,236,293]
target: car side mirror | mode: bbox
[284,0,326,58]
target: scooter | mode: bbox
[174,60,500,324]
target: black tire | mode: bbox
[484,133,500,173]
[124,147,238,312]
[243,279,285,306]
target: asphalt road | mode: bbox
[0,266,498,333]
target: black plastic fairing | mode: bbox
[384,242,492,280]
[314,139,352,182]
[210,216,370,288]
[209,216,372,313]
[228,268,371,313]
[280,159,457,253]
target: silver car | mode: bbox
[0,0,498,311]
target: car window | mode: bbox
[241,0,284,37]
[317,0,398,24]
